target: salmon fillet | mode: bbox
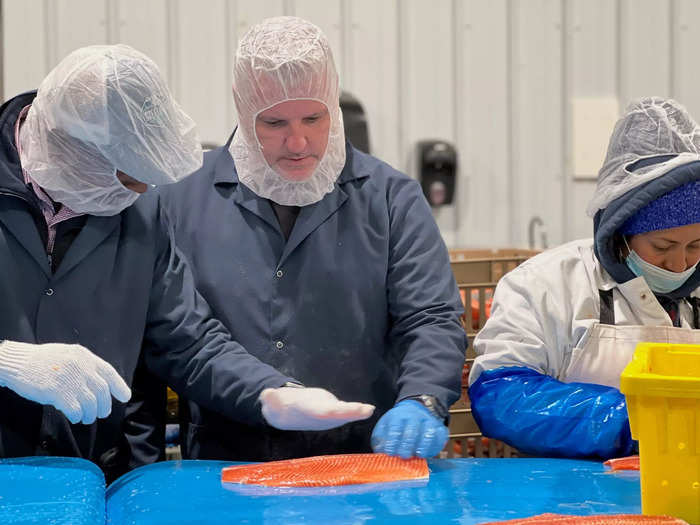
[484,514,687,524]
[603,455,640,471]
[221,453,428,487]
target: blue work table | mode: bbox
[105,458,642,524]
[0,456,105,524]
[0,456,642,524]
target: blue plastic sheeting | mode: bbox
[106,458,641,524]
[0,456,105,524]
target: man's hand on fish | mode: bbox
[0,340,131,424]
[371,399,449,459]
[259,386,375,431]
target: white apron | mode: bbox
[563,289,700,389]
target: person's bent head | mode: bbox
[590,97,700,296]
[620,181,700,293]
[21,44,202,216]
[230,16,346,206]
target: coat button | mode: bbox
[275,340,284,349]
[276,270,284,278]
[40,439,50,450]
[45,288,54,296]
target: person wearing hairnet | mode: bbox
[159,16,466,461]
[468,97,700,458]
[0,44,374,481]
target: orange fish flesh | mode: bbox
[603,455,640,471]
[483,513,688,524]
[221,453,428,487]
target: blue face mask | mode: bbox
[624,238,697,294]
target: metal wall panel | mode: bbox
[400,0,457,243]
[673,0,700,118]
[455,0,510,248]
[5,0,700,249]
[345,0,401,167]
[510,0,564,247]
[619,0,671,105]
[290,0,344,81]
[48,0,108,66]
[567,0,617,96]
[232,0,285,40]
[2,0,47,97]
[169,0,231,145]
[112,0,170,83]
[566,0,618,241]
[400,1,455,145]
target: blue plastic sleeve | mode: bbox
[468,366,636,458]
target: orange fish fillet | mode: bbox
[603,455,640,471]
[484,514,687,524]
[221,453,428,487]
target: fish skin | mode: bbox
[221,453,428,487]
[603,455,640,471]
[482,514,688,524]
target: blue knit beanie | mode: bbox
[620,180,700,235]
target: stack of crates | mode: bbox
[443,249,539,458]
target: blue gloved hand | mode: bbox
[371,399,448,459]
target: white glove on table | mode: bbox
[0,340,131,424]
[260,386,375,431]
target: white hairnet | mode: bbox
[586,96,700,217]
[229,16,346,206]
[20,44,202,216]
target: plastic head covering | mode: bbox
[20,44,202,216]
[586,96,700,217]
[590,97,700,298]
[229,16,346,206]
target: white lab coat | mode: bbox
[469,238,700,390]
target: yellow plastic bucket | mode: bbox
[620,342,700,524]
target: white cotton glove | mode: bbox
[260,386,375,431]
[0,340,131,425]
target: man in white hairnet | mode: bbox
[469,97,700,458]
[160,16,466,461]
[0,44,373,481]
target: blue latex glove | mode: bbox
[371,399,449,459]
[469,366,636,458]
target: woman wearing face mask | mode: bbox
[468,97,700,459]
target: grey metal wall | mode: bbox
[4,0,699,249]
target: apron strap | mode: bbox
[599,289,615,325]
[599,289,699,328]
[689,297,700,329]
[656,295,680,327]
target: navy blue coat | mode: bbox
[160,133,467,460]
[0,93,293,474]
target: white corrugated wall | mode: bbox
[4,0,698,249]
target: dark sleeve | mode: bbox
[386,177,467,411]
[97,356,167,483]
[141,196,294,425]
[122,352,167,470]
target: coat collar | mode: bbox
[0,91,40,201]
[0,196,51,276]
[0,194,121,280]
[210,130,371,266]
[52,214,121,280]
